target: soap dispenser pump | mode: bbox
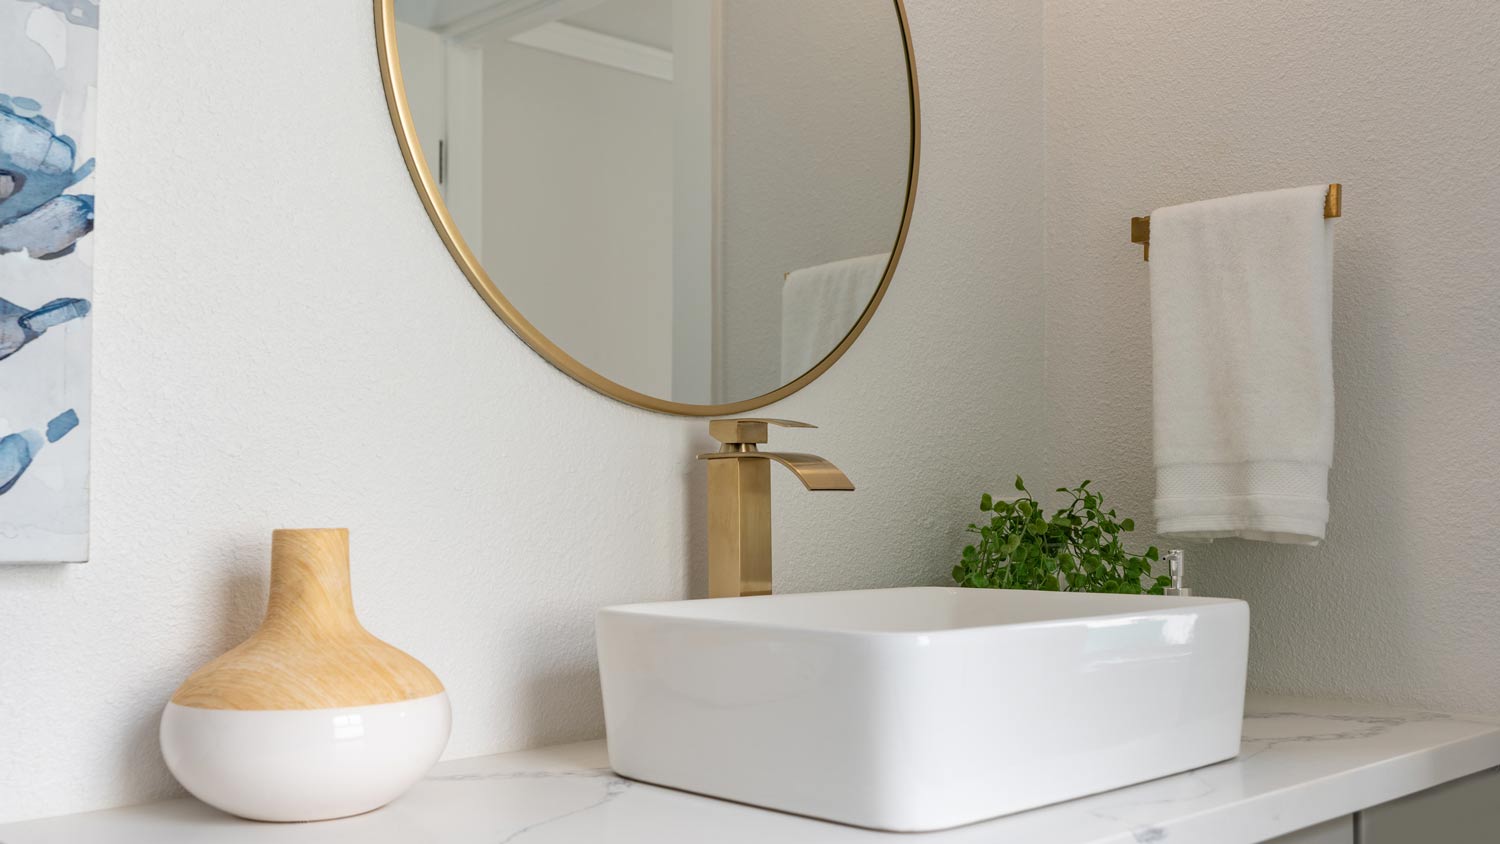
[1163,549,1191,596]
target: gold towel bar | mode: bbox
[1130,183,1341,261]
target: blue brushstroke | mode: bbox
[0,430,45,495]
[19,296,90,332]
[0,409,79,496]
[0,95,95,258]
[0,194,93,258]
[46,409,79,443]
[0,295,91,361]
[31,0,99,29]
[0,96,88,219]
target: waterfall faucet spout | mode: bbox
[696,419,853,597]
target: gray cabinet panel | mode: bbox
[1266,815,1354,843]
[1358,766,1500,844]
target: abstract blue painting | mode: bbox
[0,0,97,562]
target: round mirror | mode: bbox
[376,0,918,415]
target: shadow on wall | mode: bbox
[511,608,608,748]
[210,550,276,657]
[681,432,710,600]
[123,540,271,802]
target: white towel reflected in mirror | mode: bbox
[780,253,891,382]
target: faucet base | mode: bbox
[707,457,773,598]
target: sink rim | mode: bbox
[599,585,1246,640]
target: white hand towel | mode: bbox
[1150,185,1335,545]
[780,252,890,381]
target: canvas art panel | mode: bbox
[0,0,98,562]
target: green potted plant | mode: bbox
[953,477,1173,594]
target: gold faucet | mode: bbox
[698,419,854,598]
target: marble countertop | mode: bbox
[4,696,1498,844]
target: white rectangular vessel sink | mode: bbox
[597,586,1248,832]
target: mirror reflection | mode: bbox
[391,0,914,407]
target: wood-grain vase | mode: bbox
[160,528,450,821]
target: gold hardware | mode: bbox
[373,0,921,416]
[698,419,853,598]
[1130,183,1342,261]
[1324,183,1341,218]
[708,417,814,445]
[1130,216,1152,262]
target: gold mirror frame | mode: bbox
[373,0,920,416]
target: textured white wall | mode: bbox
[1043,1,1500,712]
[0,0,1045,823]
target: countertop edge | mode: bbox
[2,696,1499,844]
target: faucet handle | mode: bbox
[709,418,815,445]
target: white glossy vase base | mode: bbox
[161,692,451,821]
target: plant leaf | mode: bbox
[958,477,1151,597]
